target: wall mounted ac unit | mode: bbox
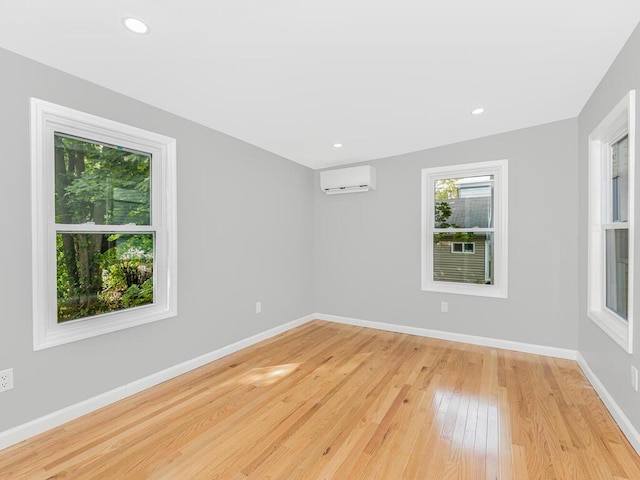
[320,165,376,195]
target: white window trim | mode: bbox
[31,98,178,350]
[421,159,508,298]
[450,242,475,254]
[587,90,635,354]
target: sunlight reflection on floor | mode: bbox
[235,363,302,387]
[432,388,502,459]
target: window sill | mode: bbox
[422,281,507,299]
[588,309,632,353]
[34,303,177,351]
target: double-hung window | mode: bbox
[31,99,177,350]
[588,90,635,353]
[421,159,508,298]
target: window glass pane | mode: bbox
[54,133,151,226]
[434,175,493,228]
[611,135,628,222]
[605,229,629,320]
[434,232,493,285]
[56,233,154,323]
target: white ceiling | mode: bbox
[1,1,639,169]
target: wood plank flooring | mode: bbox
[1,320,639,479]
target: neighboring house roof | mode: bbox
[436,197,492,228]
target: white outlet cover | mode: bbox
[632,366,639,392]
[441,301,448,313]
[0,368,14,392]
[256,301,262,314]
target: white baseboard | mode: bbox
[576,353,640,456]
[0,314,315,451]
[313,313,577,360]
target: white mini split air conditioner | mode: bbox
[320,165,376,195]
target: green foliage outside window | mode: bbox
[433,200,475,245]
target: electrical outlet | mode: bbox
[441,301,448,313]
[0,368,14,393]
[631,366,639,392]
[256,301,262,314]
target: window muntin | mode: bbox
[422,160,508,298]
[31,98,177,350]
[587,90,635,353]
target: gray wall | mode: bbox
[0,48,315,432]
[314,119,579,349]
[578,23,640,432]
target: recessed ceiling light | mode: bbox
[123,17,150,34]
[333,143,343,148]
[471,107,485,115]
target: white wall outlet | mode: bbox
[0,368,14,393]
[631,365,639,392]
[256,301,262,314]
[441,301,448,313]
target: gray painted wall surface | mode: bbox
[314,119,579,349]
[0,48,315,432]
[578,23,640,433]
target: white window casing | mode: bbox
[587,90,635,354]
[421,159,508,298]
[31,98,178,350]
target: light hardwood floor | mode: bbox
[1,320,639,479]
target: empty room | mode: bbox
[1,1,640,478]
